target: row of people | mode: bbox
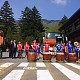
[17,40,42,59]
[8,39,80,61]
[8,40,42,59]
[56,41,73,53]
[56,41,80,61]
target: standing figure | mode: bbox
[56,44,62,52]
[62,43,68,60]
[37,43,42,59]
[0,31,4,58]
[0,43,2,58]
[17,41,23,58]
[13,40,17,58]
[62,43,65,53]
[24,42,30,57]
[43,41,50,52]
[8,40,14,58]
[31,40,38,53]
[74,42,79,61]
[78,43,80,60]
[66,41,73,54]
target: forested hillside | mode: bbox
[42,19,60,32]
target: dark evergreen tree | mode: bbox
[19,7,32,40]
[59,15,68,26]
[19,6,44,42]
[31,6,44,39]
[0,1,16,36]
[0,9,5,31]
[6,27,12,42]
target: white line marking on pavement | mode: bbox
[17,62,29,67]
[0,63,14,68]
[66,63,80,70]
[26,67,38,70]
[51,63,80,80]
[36,62,46,67]
[2,70,25,80]
[37,70,54,80]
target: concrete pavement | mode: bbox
[0,62,80,80]
[0,52,80,80]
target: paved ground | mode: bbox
[0,52,80,80]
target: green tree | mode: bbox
[19,6,44,42]
[19,7,32,40]
[6,27,13,42]
[0,11,5,31]
[59,15,68,26]
[31,6,44,39]
[0,1,16,36]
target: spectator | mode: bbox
[8,40,14,59]
[13,40,17,58]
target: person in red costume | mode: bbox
[62,42,68,60]
[24,42,30,57]
[31,40,38,53]
[43,41,50,52]
[17,41,23,58]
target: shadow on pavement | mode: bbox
[0,57,25,59]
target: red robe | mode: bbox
[24,44,29,50]
[17,43,22,50]
[31,42,38,50]
[43,43,50,52]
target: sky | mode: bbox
[0,0,80,20]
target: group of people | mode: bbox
[7,39,80,61]
[8,40,17,59]
[8,40,42,59]
[56,41,80,61]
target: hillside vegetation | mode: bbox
[42,19,60,32]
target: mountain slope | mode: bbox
[42,19,60,32]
